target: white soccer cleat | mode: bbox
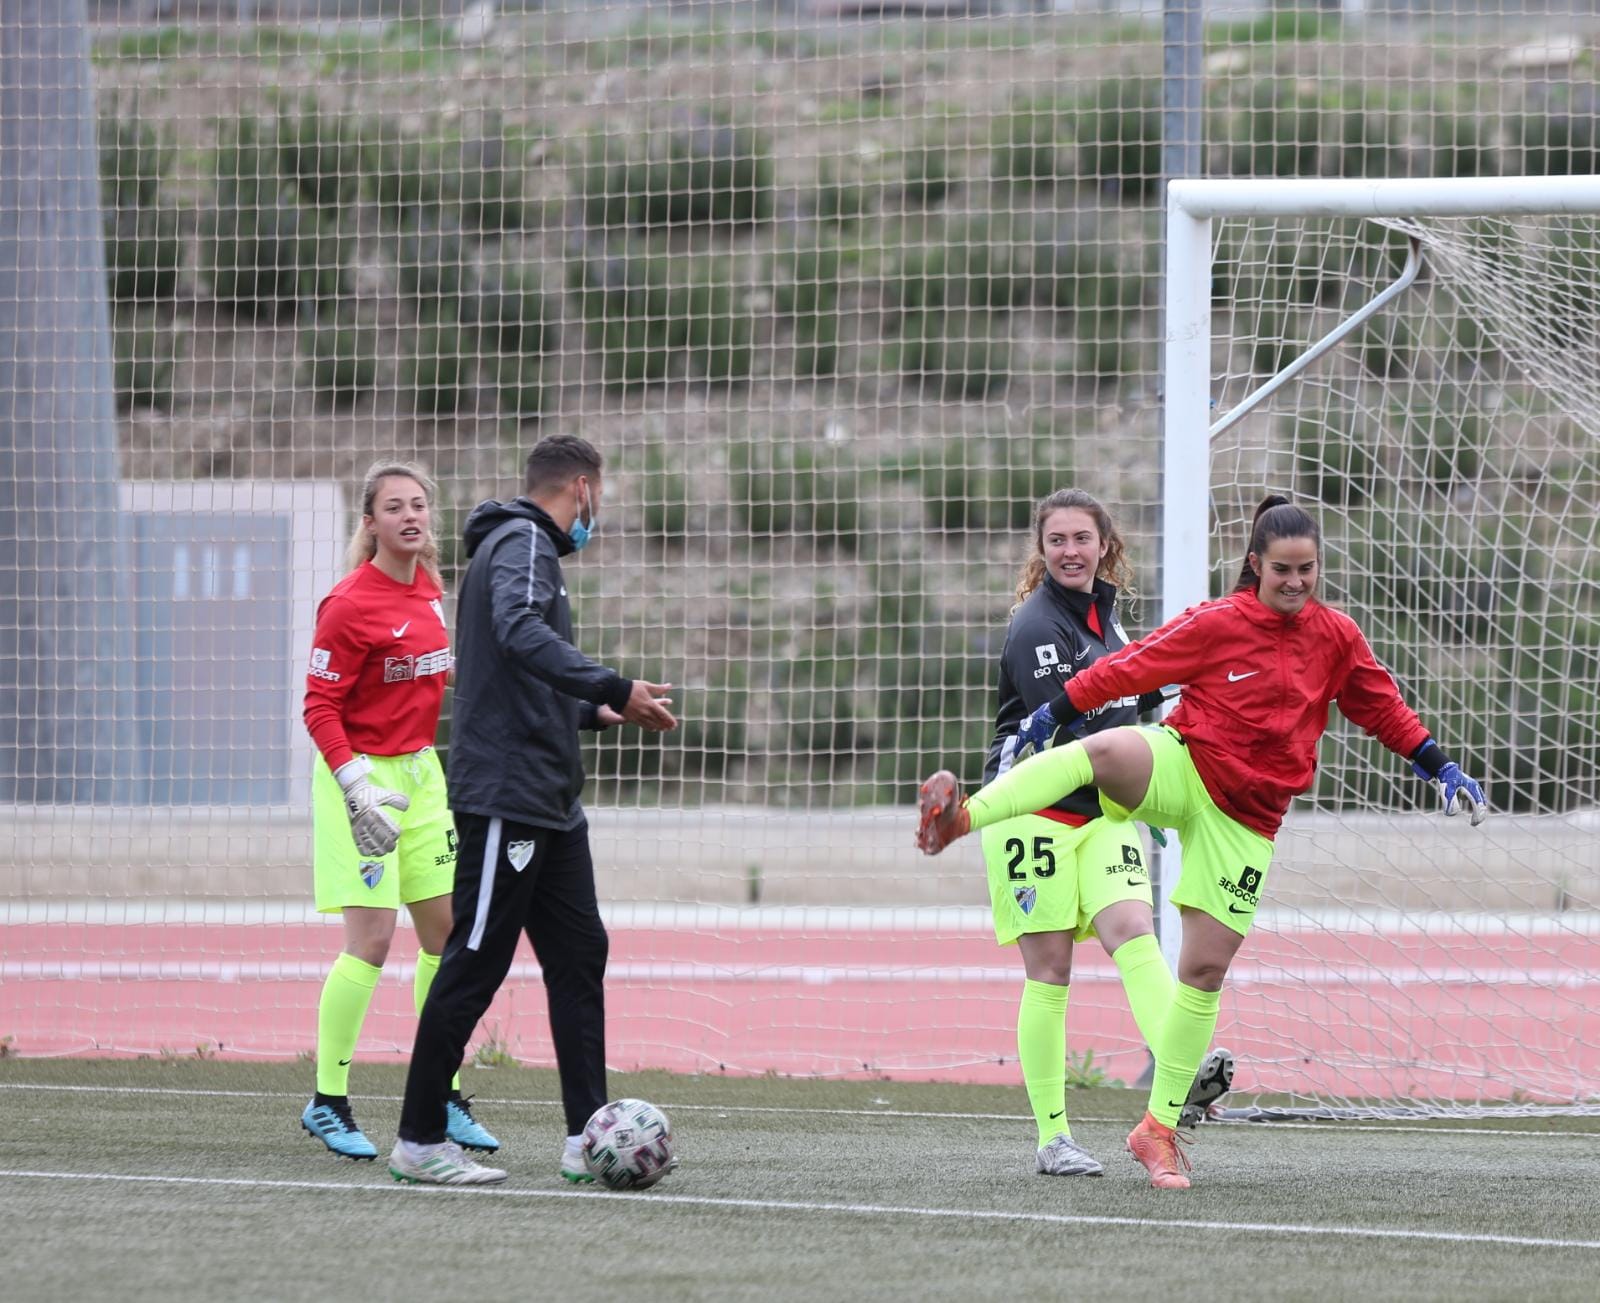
[560,1136,594,1184]
[388,1139,508,1186]
[1179,1047,1235,1128]
[1036,1132,1105,1177]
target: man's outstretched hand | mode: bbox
[621,679,678,731]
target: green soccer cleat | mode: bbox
[446,1094,500,1153]
[560,1138,594,1184]
[388,1139,508,1186]
[301,1096,377,1161]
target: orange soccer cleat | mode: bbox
[1126,1111,1193,1190]
[915,770,971,855]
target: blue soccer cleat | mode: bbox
[301,1095,378,1161]
[446,1094,500,1153]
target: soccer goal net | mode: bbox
[1165,178,1600,1117]
[5,8,1598,1120]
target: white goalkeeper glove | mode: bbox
[334,757,410,857]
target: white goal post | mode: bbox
[1164,174,1600,630]
[1158,177,1600,1116]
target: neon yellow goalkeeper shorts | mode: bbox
[983,813,1153,946]
[312,747,457,914]
[1099,726,1275,937]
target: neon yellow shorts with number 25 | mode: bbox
[982,813,1153,946]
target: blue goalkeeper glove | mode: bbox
[1410,740,1488,827]
[1016,696,1084,758]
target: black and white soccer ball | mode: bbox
[581,1098,677,1190]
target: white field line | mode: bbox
[1,1167,1598,1252]
[4,958,1597,988]
[5,1083,1600,1139]
[8,900,1600,937]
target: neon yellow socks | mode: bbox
[414,949,461,1093]
[1017,978,1071,1146]
[1111,934,1177,1052]
[967,741,1095,831]
[1147,981,1222,1129]
[315,951,381,1096]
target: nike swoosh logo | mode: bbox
[338,1058,352,1066]
[1228,904,1252,914]
[1227,669,1258,682]
[1048,1110,1064,1120]
[1125,877,1148,887]
[392,621,411,637]
[1074,646,1090,660]
[1167,1100,1186,1110]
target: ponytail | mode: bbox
[1235,493,1320,590]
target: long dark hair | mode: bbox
[1012,488,1135,612]
[1235,494,1321,590]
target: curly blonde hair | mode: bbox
[344,460,443,590]
[1011,488,1135,613]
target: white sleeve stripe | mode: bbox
[1096,602,1215,671]
[524,520,540,605]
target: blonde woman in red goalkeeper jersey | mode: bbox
[299,461,495,1162]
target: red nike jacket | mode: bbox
[1063,589,1430,840]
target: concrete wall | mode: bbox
[5,805,1598,913]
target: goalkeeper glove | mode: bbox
[1016,694,1085,757]
[1409,740,1487,827]
[334,757,410,857]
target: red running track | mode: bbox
[4,920,1598,1102]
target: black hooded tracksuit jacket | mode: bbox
[447,497,633,829]
[983,574,1163,822]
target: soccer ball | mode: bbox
[581,1098,677,1190]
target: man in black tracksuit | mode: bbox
[391,436,677,1185]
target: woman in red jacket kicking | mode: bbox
[915,494,1487,1190]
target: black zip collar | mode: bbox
[1041,574,1118,636]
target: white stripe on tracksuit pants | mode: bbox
[397,810,609,1143]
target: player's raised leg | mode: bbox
[917,740,1102,855]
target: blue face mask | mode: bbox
[568,481,597,551]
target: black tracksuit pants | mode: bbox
[398,810,609,1143]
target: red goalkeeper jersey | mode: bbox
[1063,589,1429,840]
[303,562,451,771]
